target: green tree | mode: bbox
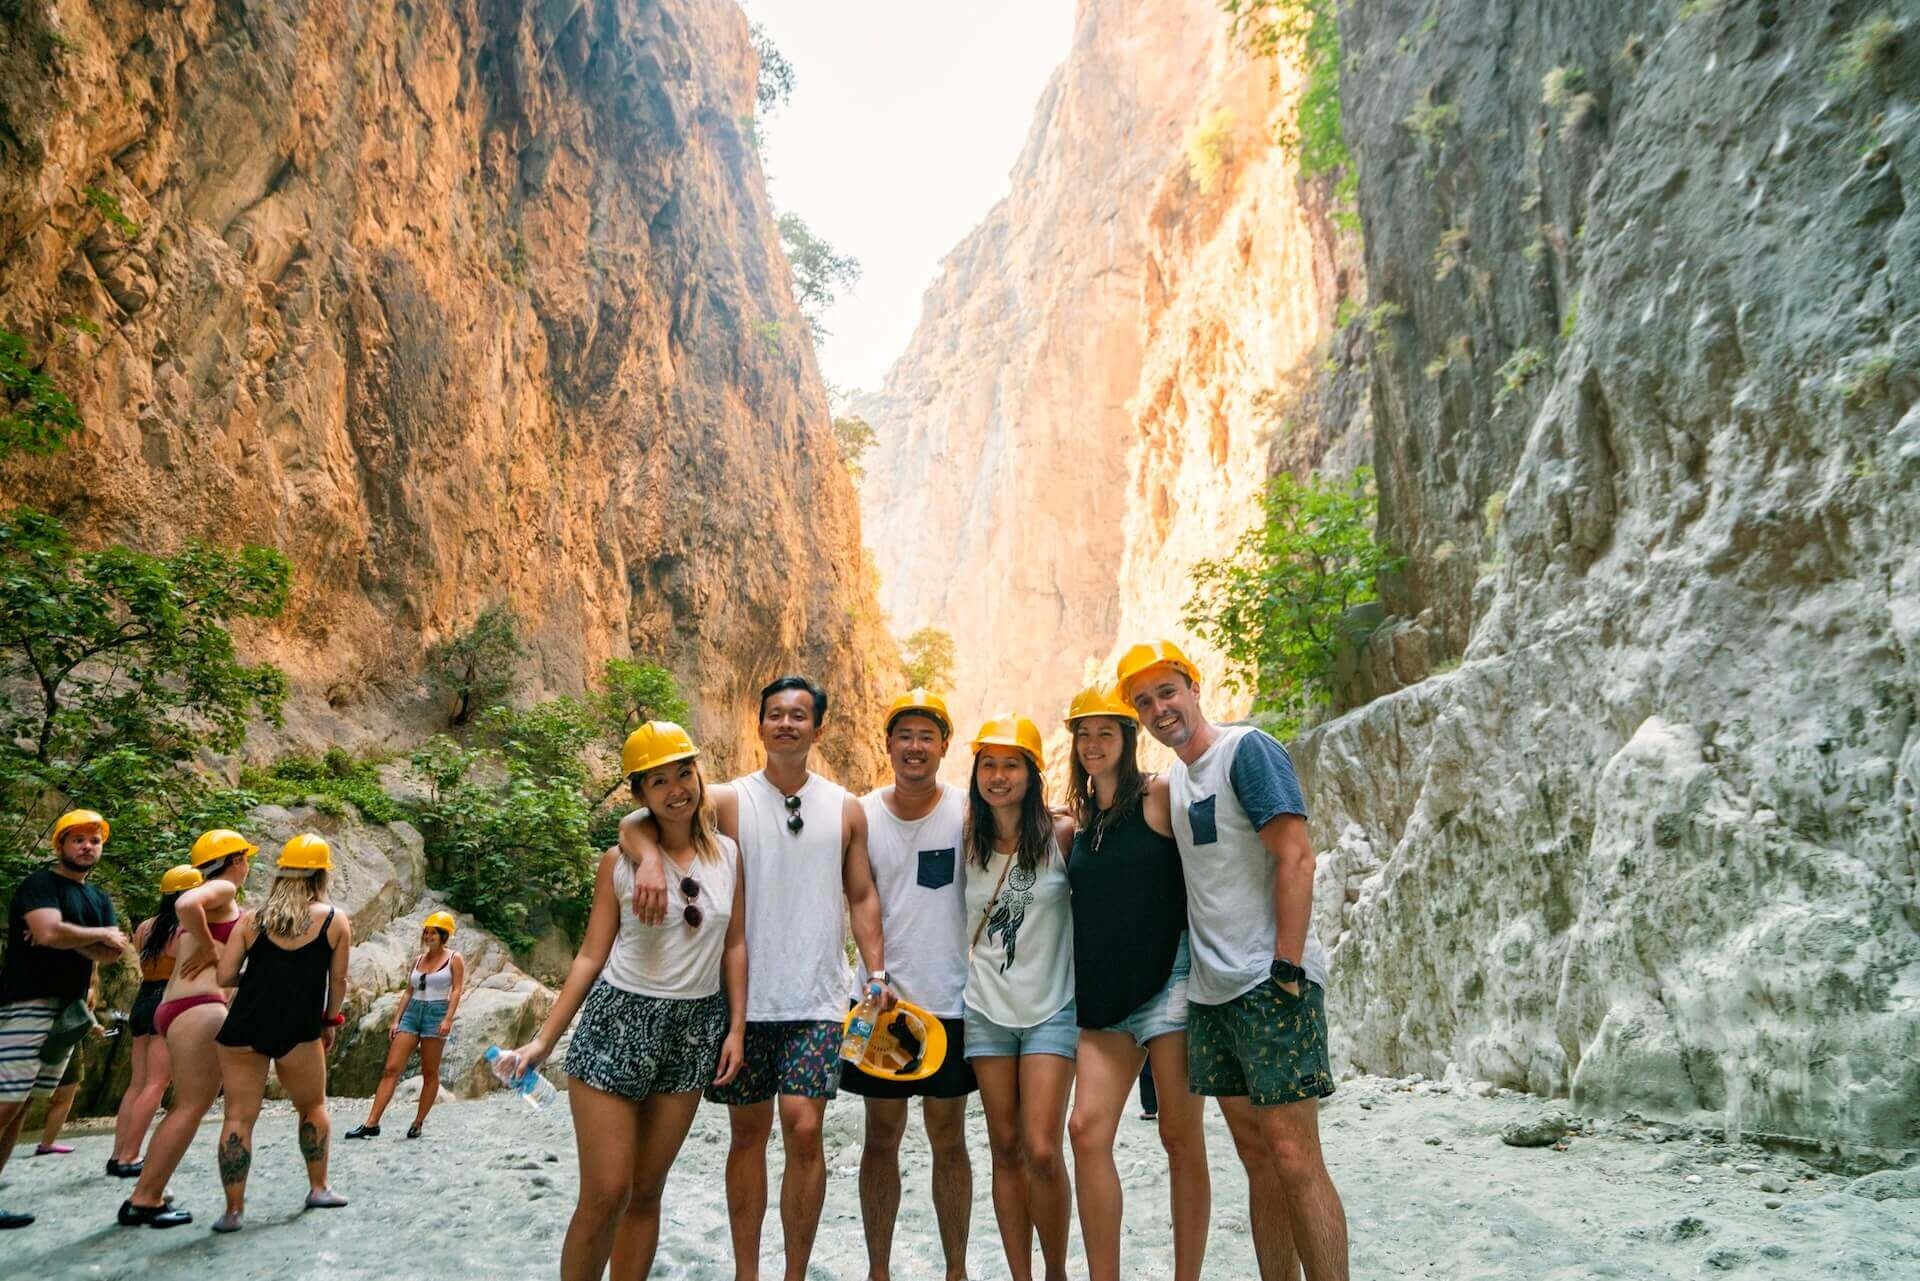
[1183,468,1399,737]
[833,415,877,482]
[752,24,796,114]
[428,604,524,727]
[1220,1,1349,179]
[778,213,860,339]
[0,508,291,906]
[1,330,85,458]
[900,627,956,692]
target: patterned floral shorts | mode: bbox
[1188,979,1335,1107]
[703,1019,843,1105]
[564,981,728,1101]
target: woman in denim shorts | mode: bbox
[961,715,1080,1281]
[1062,684,1208,1281]
[345,911,465,1140]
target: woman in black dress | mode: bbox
[1062,683,1209,1281]
[211,833,352,1233]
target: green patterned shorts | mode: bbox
[1188,979,1335,1107]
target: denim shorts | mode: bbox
[396,999,450,1039]
[1106,933,1190,1049]
[963,1000,1079,1061]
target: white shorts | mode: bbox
[0,999,68,1104]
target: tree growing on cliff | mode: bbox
[778,213,861,339]
[900,627,956,693]
[428,604,524,727]
[833,414,877,482]
[1183,468,1399,737]
[0,508,291,907]
[1,330,85,458]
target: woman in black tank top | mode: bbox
[1061,686,1211,1281]
[210,834,352,1234]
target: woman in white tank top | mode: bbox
[503,721,747,1281]
[344,911,466,1141]
[961,715,1080,1281]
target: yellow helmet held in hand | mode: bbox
[622,721,700,778]
[1064,682,1139,724]
[159,865,204,895]
[843,998,949,1083]
[422,911,457,938]
[277,833,333,872]
[885,688,952,737]
[191,828,260,868]
[50,809,110,849]
[970,714,1045,772]
[1116,639,1202,695]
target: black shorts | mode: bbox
[129,980,167,1038]
[839,1015,977,1100]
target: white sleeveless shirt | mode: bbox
[603,836,738,1000]
[964,837,1074,1029]
[735,771,851,1022]
[857,785,969,1017]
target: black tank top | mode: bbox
[217,909,335,1058]
[1068,802,1187,1029]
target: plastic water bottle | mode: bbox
[485,1045,557,1110]
[840,981,884,1064]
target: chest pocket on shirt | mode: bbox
[917,847,956,890]
[1188,795,1220,846]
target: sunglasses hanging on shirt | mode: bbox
[680,875,704,929]
[784,792,804,835]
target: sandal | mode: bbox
[117,1199,192,1229]
[33,1143,73,1156]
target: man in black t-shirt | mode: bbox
[0,810,126,1230]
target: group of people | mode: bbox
[0,810,470,1234]
[499,638,1348,1281]
[0,634,1348,1279]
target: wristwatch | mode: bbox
[869,970,890,986]
[1270,957,1305,986]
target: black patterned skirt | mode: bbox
[563,980,728,1101]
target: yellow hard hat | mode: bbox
[191,828,259,868]
[51,809,110,849]
[970,714,1045,772]
[622,720,700,778]
[842,998,949,1082]
[1065,682,1139,724]
[1116,639,1202,694]
[422,911,457,938]
[886,688,952,736]
[159,864,204,895]
[277,833,333,872]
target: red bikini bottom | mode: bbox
[153,993,228,1038]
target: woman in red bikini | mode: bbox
[118,828,256,1229]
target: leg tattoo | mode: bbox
[218,1133,251,1187]
[298,1119,326,1166]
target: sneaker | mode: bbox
[105,1158,144,1178]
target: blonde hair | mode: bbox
[257,868,329,940]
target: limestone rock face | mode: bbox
[0,0,895,781]
[1295,0,1919,1159]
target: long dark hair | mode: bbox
[139,891,187,965]
[1068,716,1147,834]
[965,750,1054,872]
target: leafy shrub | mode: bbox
[239,748,404,824]
[1184,468,1402,737]
[82,186,139,240]
[1403,97,1460,144]
[1222,1,1349,179]
[1493,347,1548,408]
[833,415,877,482]
[1185,108,1236,191]
[777,213,859,340]
[1,331,85,457]
[900,627,956,693]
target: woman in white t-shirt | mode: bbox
[504,721,746,1281]
[962,715,1079,1281]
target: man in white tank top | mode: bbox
[843,690,974,1281]
[624,675,889,1281]
[1121,640,1350,1281]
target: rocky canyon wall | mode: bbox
[858,0,1357,740]
[1298,0,1918,1160]
[0,0,895,782]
